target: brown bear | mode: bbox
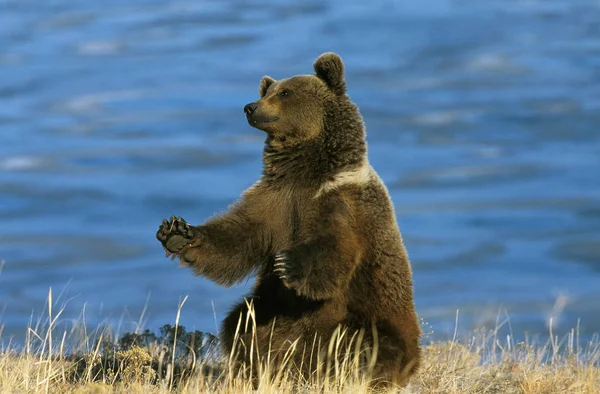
[156,52,421,387]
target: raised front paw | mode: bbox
[273,252,306,289]
[156,216,197,254]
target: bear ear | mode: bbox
[313,52,346,95]
[259,76,276,97]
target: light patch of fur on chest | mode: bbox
[314,161,372,198]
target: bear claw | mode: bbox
[274,252,304,286]
[273,254,288,280]
[157,216,197,254]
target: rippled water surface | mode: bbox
[1,0,599,343]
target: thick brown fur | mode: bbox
[156,52,421,388]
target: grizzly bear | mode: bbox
[156,52,421,387]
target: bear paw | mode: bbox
[273,252,304,288]
[156,216,197,255]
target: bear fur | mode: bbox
[156,52,421,387]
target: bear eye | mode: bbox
[279,90,292,98]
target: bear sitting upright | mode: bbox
[156,52,421,387]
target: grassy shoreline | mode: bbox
[1,326,598,393]
[1,290,598,393]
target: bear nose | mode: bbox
[244,102,258,115]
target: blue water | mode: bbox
[1,0,599,344]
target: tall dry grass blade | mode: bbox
[59,329,67,383]
[135,292,152,335]
[169,295,188,391]
[366,320,379,381]
[270,337,299,388]
[353,327,366,383]
[265,315,278,385]
[243,299,255,380]
[227,309,245,387]
[85,328,105,383]
[43,288,52,393]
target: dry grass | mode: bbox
[1,290,598,393]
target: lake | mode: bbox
[1,0,599,345]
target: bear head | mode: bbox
[243,52,350,145]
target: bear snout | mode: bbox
[244,102,258,116]
[244,102,279,128]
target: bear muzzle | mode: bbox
[244,101,279,128]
